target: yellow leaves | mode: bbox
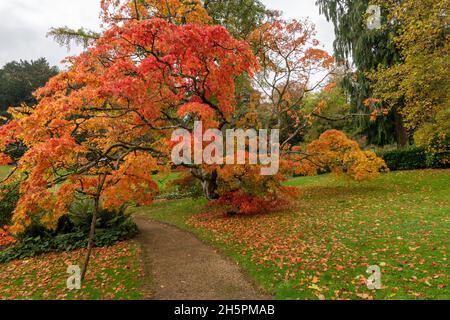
[296,130,388,182]
[7,104,34,120]
[144,0,212,25]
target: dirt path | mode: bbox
[134,217,270,300]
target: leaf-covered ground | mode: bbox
[142,170,450,300]
[0,241,145,300]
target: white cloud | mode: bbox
[261,0,335,54]
[0,0,335,69]
[0,0,101,67]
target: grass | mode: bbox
[0,166,11,180]
[139,170,450,300]
[0,241,145,300]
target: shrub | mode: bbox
[378,147,429,171]
[0,220,138,264]
[425,134,450,168]
[211,187,299,216]
[0,182,20,227]
[167,174,204,199]
[0,198,138,264]
[293,130,389,181]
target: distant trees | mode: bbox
[0,58,58,122]
[316,0,408,147]
[369,0,449,166]
[204,0,275,39]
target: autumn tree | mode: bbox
[249,19,335,148]
[0,0,264,276]
[291,130,388,181]
[368,0,449,165]
[0,0,389,278]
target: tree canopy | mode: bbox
[0,58,58,121]
[316,0,408,146]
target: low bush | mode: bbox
[0,221,138,263]
[425,135,450,168]
[165,174,204,199]
[0,182,20,227]
[0,198,138,264]
[377,147,428,171]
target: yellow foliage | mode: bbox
[293,130,388,182]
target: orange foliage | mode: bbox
[0,226,16,247]
[211,161,300,215]
[101,0,211,25]
[0,6,257,232]
[292,130,388,182]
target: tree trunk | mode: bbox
[81,174,106,282]
[81,194,99,282]
[393,108,408,148]
[191,168,219,200]
[201,169,219,200]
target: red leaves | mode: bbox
[0,154,12,166]
[0,241,144,299]
[177,102,217,127]
[2,10,258,232]
[211,186,299,216]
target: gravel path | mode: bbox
[134,217,270,300]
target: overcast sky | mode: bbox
[0,0,335,69]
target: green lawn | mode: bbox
[139,170,450,300]
[0,166,11,180]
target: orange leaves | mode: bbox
[9,137,84,232]
[177,102,218,128]
[212,162,299,215]
[324,82,337,92]
[0,153,12,166]
[1,7,259,234]
[0,226,16,247]
[0,121,21,156]
[101,0,211,26]
[143,0,211,24]
[362,98,386,122]
[293,130,388,182]
[102,153,159,210]
[211,188,297,216]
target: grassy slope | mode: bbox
[0,166,11,180]
[140,170,450,300]
[0,241,145,300]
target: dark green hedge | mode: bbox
[377,146,449,171]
